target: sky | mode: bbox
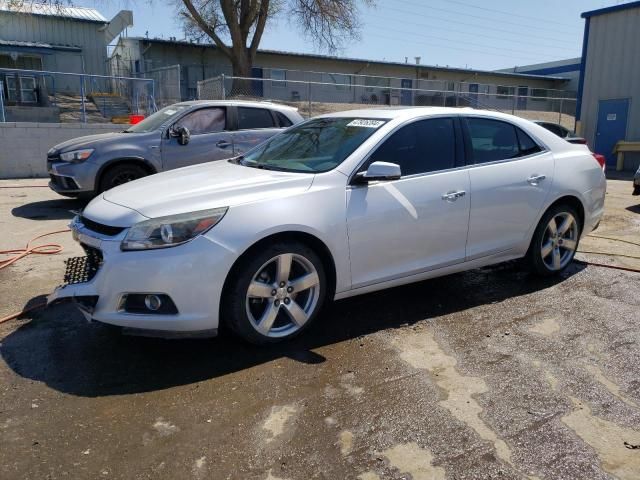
[76,0,631,71]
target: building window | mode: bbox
[271,69,286,88]
[6,75,37,103]
[531,88,548,101]
[497,86,515,99]
[323,73,352,90]
[364,76,387,90]
[446,81,455,91]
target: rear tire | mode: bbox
[99,163,148,193]
[223,242,327,345]
[527,204,582,276]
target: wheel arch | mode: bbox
[220,230,338,316]
[523,193,587,256]
[96,157,157,192]
[545,194,586,233]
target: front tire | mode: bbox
[527,204,581,276]
[223,242,327,344]
[99,163,148,193]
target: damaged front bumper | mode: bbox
[48,216,235,335]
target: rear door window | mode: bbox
[275,111,293,127]
[516,128,542,156]
[238,107,276,129]
[465,118,544,163]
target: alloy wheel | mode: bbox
[111,171,139,187]
[245,253,321,338]
[541,212,578,271]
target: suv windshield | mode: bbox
[125,105,190,133]
[240,117,388,173]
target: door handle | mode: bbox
[216,140,232,148]
[441,190,466,202]
[527,174,546,185]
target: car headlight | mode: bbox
[121,207,228,251]
[60,149,94,163]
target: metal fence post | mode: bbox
[0,81,5,122]
[512,93,516,115]
[558,98,563,125]
[80,74,87,123]
[221,74,226,100]
[307,81,312,118]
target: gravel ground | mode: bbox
[1,177,639,480]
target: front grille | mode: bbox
[79,216,125,236]
[63,246,103,285]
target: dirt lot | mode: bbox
[1,178,639,480]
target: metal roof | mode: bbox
[130,37,570,82]
[0,1,107,22]
[582,1,640,18]
[0,38,82,52]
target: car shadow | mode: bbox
[11,198,87,221]
[0,262,585,397]
[626,203,640,214]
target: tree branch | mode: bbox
[249,0,269,58]
[181,0,231,57]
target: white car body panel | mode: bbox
[466,151,554,259]
[346,168,470,288]
[48,107,606,333]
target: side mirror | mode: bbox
[170,125,190,145]
[354,161,401,184]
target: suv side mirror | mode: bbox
[354,161,401,184]
[170,125,191,145]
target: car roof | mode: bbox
[317,106,543,123]
[173,99,298,112]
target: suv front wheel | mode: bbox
[99,163,148,193]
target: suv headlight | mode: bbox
[60,149,94,163]
[121,207,228,251]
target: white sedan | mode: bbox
[49,108,606,344]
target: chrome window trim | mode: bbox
[465,149,550,170]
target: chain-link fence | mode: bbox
[198,74,577,130]
[0,68,156,124]
[145,65,181,108]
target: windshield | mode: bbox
[125,104,190,133]
[240,117,388,173]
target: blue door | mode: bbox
[401,79,412,105]
[251,67,263,97]
[595,98,630,166]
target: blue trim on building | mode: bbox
[519,64,581,76]
[576,17,591,121]
[582,1,640,18]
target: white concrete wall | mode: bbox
[0,123,122,179]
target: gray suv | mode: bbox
[47,100,304,198]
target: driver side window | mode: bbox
[177,107,226,135]
[367,117,456,176]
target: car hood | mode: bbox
[94,160,315,222]
[51,131,151,153]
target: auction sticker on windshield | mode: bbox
[347,119,385,128]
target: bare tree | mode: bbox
[179,0,374,78]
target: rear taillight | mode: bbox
[593,153,606,171]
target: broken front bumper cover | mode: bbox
[47,217,234,333]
